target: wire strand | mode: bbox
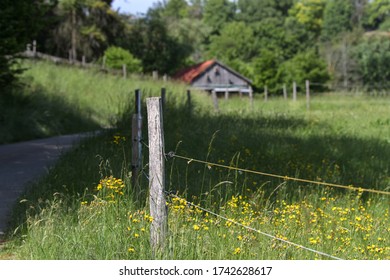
[169,153,390,196]
[168,193,343,260]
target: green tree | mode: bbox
[103,46,142,72]
[203,0,236,35]
[163,0,189,19]
[167,18,211,63]
[364,0,390,30]
[127,14,190,74]
[236,0,281,22]
[321,0,353,41]
[208,22,255,62]
[251,49,285,92]
[278,49,330,91]
[0,0,45,94]
[288,0,326,38]
[353,34,390,89]
[53,0,123,60]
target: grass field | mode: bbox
[1,60,389,260]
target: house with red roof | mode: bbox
[174,60,253,97]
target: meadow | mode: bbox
[1,60,389,260]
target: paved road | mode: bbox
[0,133,96,237]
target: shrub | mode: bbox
[103,46,142,73]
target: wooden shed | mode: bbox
[174,60,253,97]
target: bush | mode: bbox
[103,46,142,73]
[278,49,330,92]
[353,35,390,90]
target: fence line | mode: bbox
[167,193,343,260]
[167,153,390,196]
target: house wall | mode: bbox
[191,63,249,90]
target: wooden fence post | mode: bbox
[225,90,229,100]
[264,86,268,102]
[146,97,167,255]
[122,64,127,79]
[132,89,142,196]
[153,71,158,80]
[161,88,166,109]
[187,89,191,105]
[306,80,310,110]
[82,55,86,67]
[283,84,287,100]
[163,74,167,82]
[249,86,254,109]
[102,56,106,70]
[32,40,37,57]
[293,81,297,102]
[211,90,219,113]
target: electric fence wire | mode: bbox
[167,192,343,260]
[167,153,390,196]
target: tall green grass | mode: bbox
[2,60,389,260]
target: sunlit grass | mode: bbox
[3,60,389,260]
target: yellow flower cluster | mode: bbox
[96,176,125,202]
[166,190,389,260]
[126,210,154,256]
[113,134,126,145]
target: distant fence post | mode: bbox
[293,81,297,102]
[306,80,310,110]
[122,64,127,79]
[68,50,72,63]
[283,84,287,100]
[249,86,254,109]
[161,88,166,109]
[225,90,229,100]
[163,74,167,82]
[187,89,191,106]
[102,56,106,70]
[146,97,167,256]
[212,90,219,113]
[32,40,37,57]
[132,89,142,197]
[82,55,86,67]
[153,71,158,80]
[264,86,268,102]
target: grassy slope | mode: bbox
[1,60,389,259]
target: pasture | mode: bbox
[1,61,389,260]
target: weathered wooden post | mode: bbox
[293,81,297,102]
[249,86,254,109]
[132,90,142,195]
[122,64,127,79]
[102,56,106,70]
[211,90,219,113]
[225,90,229,100]
[283,84,287,100]
[306,80,310,110]
[147,97,167,255]
[264,86,268,102]
[32,40,37,57]
[153,71,158,80]
[163,74,167,82]
[68,50,72,63]
[82,55,86,67]
[161,88,166,109]
[187,89,191,105]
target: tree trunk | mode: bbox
[71,8,77,61]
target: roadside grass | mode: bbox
[0,60,192,144]
[3,60,389,259]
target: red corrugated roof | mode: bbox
[174,59,216,83]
